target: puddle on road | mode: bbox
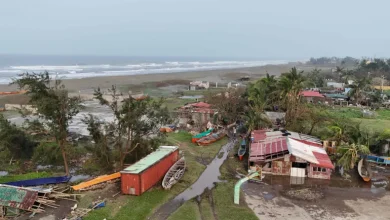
[150,140,236,220]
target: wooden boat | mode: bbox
[358,159,372,182]
[192,128,213,143]
[196,130,225,146]
[238,139,246,161]
[162,157,186,190]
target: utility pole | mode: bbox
[381,75,386,93]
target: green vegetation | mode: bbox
[0,171,52,183]
[0,114,36,161]
[328,107,363,119]
[84,189,171,220]
[352,118,390,133]
[13,71,82,176]
[213,183,258,220]
[376,109,390,120]
[163,98,194,111]
[338,143,370,170]
[168,200,201,220]
[92,85,171,169]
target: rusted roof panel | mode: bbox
[0,184,38,211]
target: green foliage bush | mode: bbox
[32,142,62,165]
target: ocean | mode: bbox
[0,54,289,84]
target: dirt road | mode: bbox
[242,181,390,220]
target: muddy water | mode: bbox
[150,139,236,220]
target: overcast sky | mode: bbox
[1,0,389,59]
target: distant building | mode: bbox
[176,102,214,130]
[299,91,325,103]
[189,81,210,90]
[327,82,345,90]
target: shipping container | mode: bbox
[120,146,179,195]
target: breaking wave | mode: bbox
[0,60,288,84]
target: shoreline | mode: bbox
[0,63,296,92]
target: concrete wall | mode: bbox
[307,163,331,180]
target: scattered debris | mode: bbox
[283,188,324,201]
[0,184,79,219]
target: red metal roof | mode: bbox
[287,138,334,169]
[191,102,211,108]
[312,151,334,169]
[251,130,269,142]
[249,137,288,161]
[299,91,324,98]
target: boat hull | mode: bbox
[358,159,372,182]
[196,131,225,146]
[162,157,186,190]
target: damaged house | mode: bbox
[176,102,214,130]
[249,130,334,180]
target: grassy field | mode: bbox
[352,118,390,133]
[84,189,171,220]
[327,107,390,133]
[0,171,52,183]
[168,200,201,220]
[83,131,229,220]
[163,98,195,111]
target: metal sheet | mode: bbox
[0,185,38,211]
[122,146,178,174]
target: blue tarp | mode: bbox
[241,139,246,146]
[5,176,71,187]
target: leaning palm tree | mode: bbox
[337,143,370,170]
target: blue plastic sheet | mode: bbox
[5,176,71,187]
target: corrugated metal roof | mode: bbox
[0,184,38,210]
[249,138,288,161]
[287,138,334,169]
[121,146,178,174]
[299,91,325,98]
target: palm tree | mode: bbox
[278,67,307,125]
[341,69,354,84]
[335,66,345,82]
[348,77,371,104]
[337,143,370,170]
[245,73,278,131]
[245,107,272,131]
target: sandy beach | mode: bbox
[0,63,296,92]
